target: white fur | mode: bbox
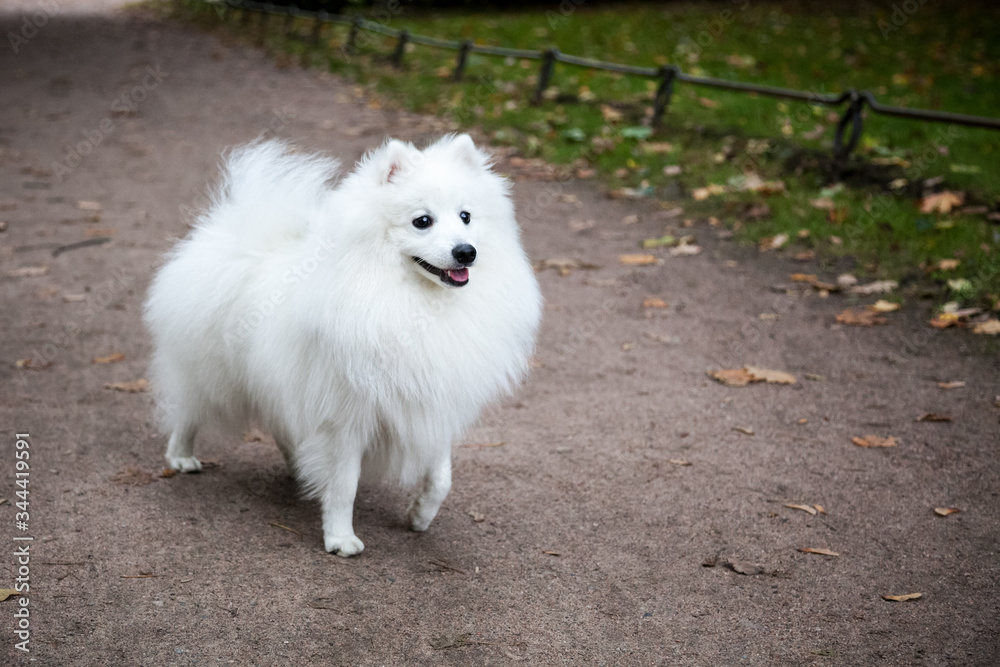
[144,135,541,556]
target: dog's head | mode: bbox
[356,134,512,289]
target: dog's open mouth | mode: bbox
[413,257,470,287]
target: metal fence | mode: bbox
[202,0,1000,160]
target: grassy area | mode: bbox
[173,0,1000,308]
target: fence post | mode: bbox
[833,90,865,159]
[392,30,410,68]
[454,40,472,82]
[347,17,361,53]
[533,48,559,105]
[652,65,678,127]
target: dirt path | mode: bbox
[1,6,998,666]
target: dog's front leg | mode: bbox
[408,452,452,532]
[311,439,365,557]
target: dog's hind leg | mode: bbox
[408,453,452,532]
[165,423,201,473]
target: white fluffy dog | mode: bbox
[143,135,541,556]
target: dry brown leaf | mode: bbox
[16,358,53,370]
[619,253,659,266]
[468,511,485,523]
[790,273,818,283]
[708,368,754,386]
[158,468,177,479]
[93,352,125,365]
[929,313,961,329]
[868,300,900,313]
[0,589,22,602]
[934,258,960,271]
[784,503,818,515]
[643,297,668,309]
[599,104,623,122]
[698,96,720,109]
[916,413,952,422]
[836,308,887,327]
[6,265,49,278]
[744,366,797,385]
[62,293,87,303]
[882,593,922,602]
[669,243,702,257]
[937,381,965,390]
[813,504,827,515]
[732,426,755,436]
[972,319,1000,335]
[542,550,561,557]
[798,547,839,557]
[809,197,835,210]
[934,507,960,517]
[105,378,149,393]
[759,233,788,251]
[852,435,899,448]
[920,190,964,214]
[667,459,692,466]
[534,258,600,276]
[849,280,898,295]
[724,559,763,575]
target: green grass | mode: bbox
[172,0,1000,307]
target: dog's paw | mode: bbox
[408,507,435,533]
[324,534,364,557]
[166,455,203,473]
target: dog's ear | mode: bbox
[447,134,489,170]
[370,139,418,185]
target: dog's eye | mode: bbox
[460,211,471,225]
[412,215,433,229]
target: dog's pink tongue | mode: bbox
[448,268,469,283]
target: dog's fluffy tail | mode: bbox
[198,139,340,253]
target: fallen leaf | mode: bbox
[77,200,102,211]
[882,593,922,602]
[732,426,755,436]
[709,368,754,386]
[798,547,839,557]
[663,165,682,176]
[836,308,887,327]
[723,559,763,575]
[972,319,1000,335]
[698,96,720,109]
[784,503,818,515]
[849,280,898,295]
[813,504,827,514]
[641,234,676,248]
[790,273,818,283]
[619,253,659,266]
[468,511,485,523]
[105,379,149,393]
[809,197,835,210]
[542,550,561,556]
[852,435,899,448]
[920,190,964,214]
[929,312,961,329]
[934,258,960,271]
[869,300,900,313]
[759,233,789,251]
[643,297,668,309]
[933,507,960,517]
[709,367,796,386]
[534,258,600,276]
[621,342,635,351]
[6,265,49,278]
[743,366,797,384]
[15,358,53,370]
[667,459,692,466]
[599,104,623,122]
[916,413,952,422]
[669,243,702,257]
[112,466,155,486]
[0,589,24,602]
[158,468,176,479]
[93,352,125,365]
[937,381,965,389]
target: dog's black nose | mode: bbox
[452,244,477,265]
